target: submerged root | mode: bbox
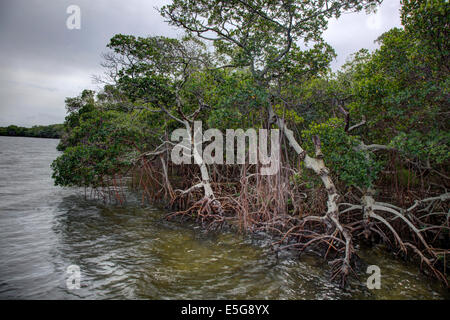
[340,193,449,287]
[132,152,449,288]
[167,194,226,230]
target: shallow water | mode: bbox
[0,136,448,299]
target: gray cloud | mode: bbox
[324,0,402,69]
[0,0,401,127]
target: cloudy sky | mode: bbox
[0,0,402,127]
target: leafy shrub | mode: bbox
[302,118,382,188]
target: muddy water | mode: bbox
[0,136,447,299]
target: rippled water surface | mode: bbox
[0,136,448,299]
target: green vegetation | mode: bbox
[0,124,64,139]
[52,0,449,287]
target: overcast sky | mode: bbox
[0,0,402,127]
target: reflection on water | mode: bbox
[0,136,448,299]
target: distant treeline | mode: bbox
[0,124,64,139]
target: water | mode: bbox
[0,136,447,299]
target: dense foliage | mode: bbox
[0,124,64,139]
